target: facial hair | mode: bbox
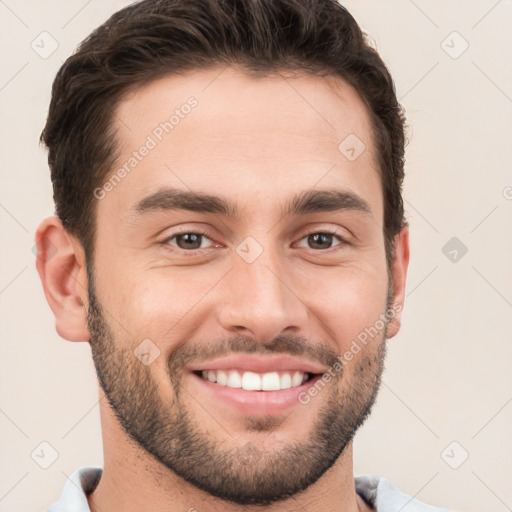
[86,279,390,506]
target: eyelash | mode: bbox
[160,228,349,254]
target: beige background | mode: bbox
[1,1,511,511]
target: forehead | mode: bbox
[105,67,381,220]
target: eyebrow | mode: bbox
[131,187,372,218]
[284,189,372,218]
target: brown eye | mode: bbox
[307,233,335,249]
[167,232,211,250]
[176,233,202,249]
[296,232,345,250]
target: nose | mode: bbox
[216,253,309,343]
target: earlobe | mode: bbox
[386,225,410,339]
[35,216,90,342]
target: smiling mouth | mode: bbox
[193,369,317,391]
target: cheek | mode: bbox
[100,267,218,341]
[296,265,388,350]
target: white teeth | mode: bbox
[261,372,280,391]
[217,370,228,386]
[292,371,304,387]
[199,369,311,391]
[227,369,242,388]
[280,373,292,389]
[242,371,262,390]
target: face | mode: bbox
[86,67,395,505]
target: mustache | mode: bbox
[167,334,341,376]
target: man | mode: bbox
[35,0,451,510]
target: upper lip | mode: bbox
[187,354,327,374]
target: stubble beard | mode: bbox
[86,279,389,506]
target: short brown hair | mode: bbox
[40,0,407,267]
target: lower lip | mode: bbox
[188,372,322,415]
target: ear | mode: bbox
[35,216,90,342]
[385,225,410,339]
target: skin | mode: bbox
[36,67,409,512]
